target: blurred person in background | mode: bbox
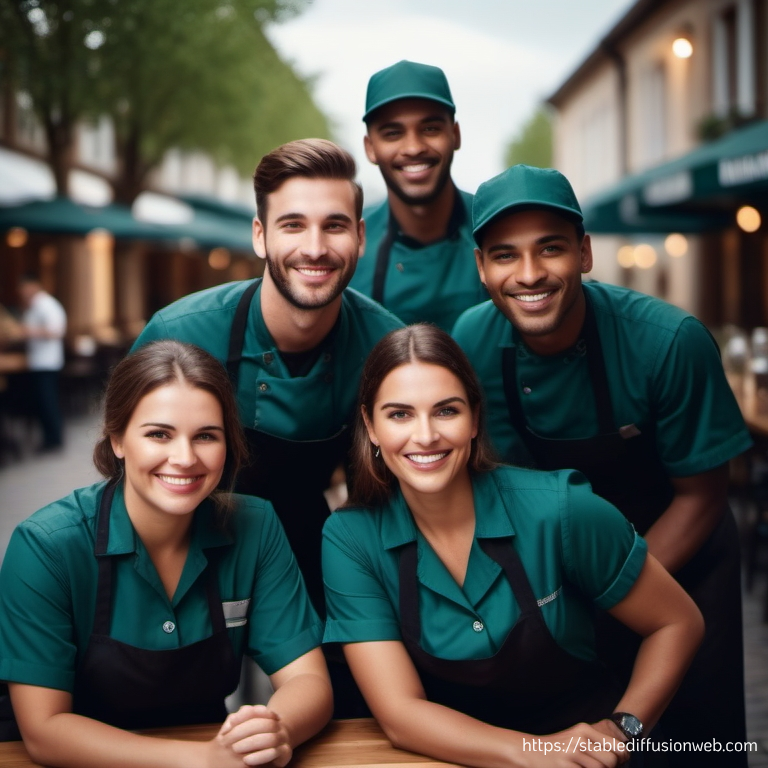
[350,60,486,331]
[17,273,67,453]
[0,340,332,765]
[453,164,752,766]
[133,138,402,717]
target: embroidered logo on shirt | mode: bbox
[537,587,561,607]
[222,599,250,628]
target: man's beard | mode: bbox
[265,252,355,310]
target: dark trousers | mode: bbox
[31,370,63,448]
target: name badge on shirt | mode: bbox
[222,599,250,628]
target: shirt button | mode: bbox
[259,383,269,392]
[162,621,176,634]
[522,386,532,395]
[323,352,332,363]
[263,352,274,364]
[472,620,484,633]
[396,263,404,272]
[324,372,334,383]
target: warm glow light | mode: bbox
[617,245,635,268]
[665,233,688,257]
[736,206,761,233]
[86,228,114,254]
[634,244,658,269]
[6,227,28,248]
[208,247,231,270]
[672,37,693,58]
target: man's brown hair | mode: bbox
[253,138,363,221]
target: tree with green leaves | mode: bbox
[504,106,553,169]
[0,0,329,203]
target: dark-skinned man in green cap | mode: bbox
[452,164,751,766]
[349,60,486,331]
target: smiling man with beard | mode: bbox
[133,140,403,626]
[349,60,486,331]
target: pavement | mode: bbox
[1,408,767,764]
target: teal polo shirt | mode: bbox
[0,482,323,693]
[452,282,752,474]
[350,189,487,331]
[133,280,403,440]
[322,467,646,662]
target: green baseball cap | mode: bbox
[364,60,455,123]
[472,164,583,245]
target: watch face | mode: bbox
[618,714,643,737]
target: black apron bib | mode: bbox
[73,483,240,730]
[398,537,619,734]
[226,282,367,718]
[226,279,350,615]
[501,290,746,765]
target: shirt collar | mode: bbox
[102,482,233,557]
[251,277,347,362]
[389,184,466,249]
[380,470,515,551]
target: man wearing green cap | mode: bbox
[452,164,750,765]
[349,60,486,331]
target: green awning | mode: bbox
[582,120,768,234]
[0,196,171,239]
[0,195,255,252]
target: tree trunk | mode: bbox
[44,116,74,197]
[113,122,151,206]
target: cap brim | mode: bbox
[363,93,456,122]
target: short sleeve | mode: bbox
[652,317,752,475]
[559,472,647,610]
[322,512,401,643]
[242,501,324,674]
[0,523,78,691]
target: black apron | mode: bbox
[501,290,746,766]
[398,537,619,734]
[73,483,241,730]
[226,279,350,615]
[226,281,367,718]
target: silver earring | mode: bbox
[375,446,380,458]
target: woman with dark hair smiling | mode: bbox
[0,340,331,768]
[322,324,703,768]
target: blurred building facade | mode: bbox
[548,0,767,330]
[0,79,261,353]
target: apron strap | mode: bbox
[477,538,540,616]
[203,550,227,635]
[226,278,262,385]
[372,214,398,305]
[93,482,118,636]
[580,291,616,435]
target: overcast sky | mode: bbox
[265,0,636,206]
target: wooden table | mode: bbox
[0,718,460,767]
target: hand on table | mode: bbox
[520,721,628,768]
[207,705,292,767]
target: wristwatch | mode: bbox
[610,712,644,739]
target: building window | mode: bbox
[712,0,757,118]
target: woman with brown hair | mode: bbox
[0,340,331,767]
[322,324,703,768]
